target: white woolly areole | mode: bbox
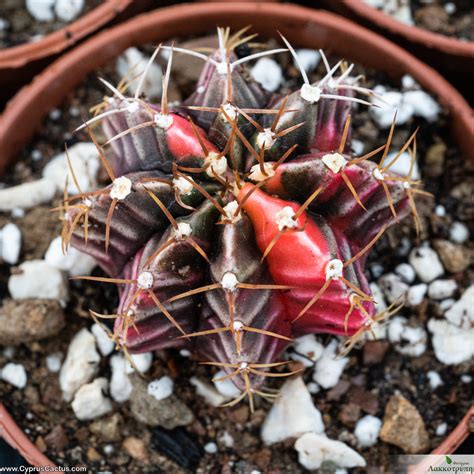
[248,163,275,182]
[256,129,277,150]
[216,61,233,75]
[126,101,140,114]
[174,222,192,240]
[205,152,228,178]
[154,113,174,130]
[403,181,411,189]
[173,176,194,195]
[275,206,297,231]
[222,201,241,223]
[372,168,385,181]
[239,362,249,370]
[322,153,347,174]
[300,83,321,104]
[110,176,132,200]
[221,103,238,122]
[221,272,239,292]
[137,271,153,289]
[325,259,344,280]
[83,198,93,208]
[233,320,244,331]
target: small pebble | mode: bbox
[428,279,457,300]
[295,49,320,73]
[49,109,61,121]
[434,205,446,217]
[445,285,474,327]
[1,223,22,265]
[11,208,25,219]
[46,353,63,373]
[403,90,440,122]
[290,334,324,367]
[435,422,448,436]
[461,375,472,384]
[147,376,174,401]
[125,352,153,374]
[427,371,443,389]
[395,263,416,284]
[354,415,382,448]
[55,0,84,23]
[449,222,469,244]
[110,354,133,403]
[313,340,348,388]
[409,245,444,283]
[381,151,420,179]
[213,370,241,399]
[204,442,218,454]
[26,0,55,21]
[71,378,112,421]
[1,362,27,389]
[444,2,456,14]
[91,323,114,356]
[378,273,408,304]
[251,58,283,92]
[190,377,226,407]
[388,317,427,357]
[407,283,427,306]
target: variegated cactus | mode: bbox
[63,28,424,408]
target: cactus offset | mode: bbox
[63,28,425,407]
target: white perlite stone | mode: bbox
[294,433,366,470]
[289,335,324,368]
[1,363,27,389]
[8,260,69,303]
[91,323,114,356]
[109,354,132,403]
[0,178,57,211]
[370,91,414,128]
[204,442,218,454]
[378,273,409,304]
[295,49,321,73]
[125,352,153,374]
[147,376,174,401]
[436,422,448,437]
[42,142,100,195]
[395,263,416,284]
[190,377,227,407]
[26,0,55,21]
[116,47,163,98]
[313,340,348,389]
[369,283,387,313]
[409,246,444,283]
[428,279,457,300]
[427,371,443,389]
[449,221,469,244]
[250,58,283,93]
[381,152,420,179]
[427,319,474,365]
[213,370,241,399]
[46,353,63,373]
[1,223,22,265]
[45,236,96,277]
[407,283,428,307]
[354,415,382,448]
[261,376,324,445]
[403,90,440,122]
[71,378,112,420]
[388,316,427,357]
[55,0,84,22]
[445,285,474,328]
[59,329,100,401]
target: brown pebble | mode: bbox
[35,436,47,453]
[87,447,102,462]
[424,143,446,178]
[380,394,430,454]
[327,380,350,401]
[123,436,148,461]
[44,425,69,452]
[338,403,361,427]
[432,239,470,274]
[228,405,249,424]
[349,386,379,415]
[89,413,122,442]
[363,341,390,365]
[251,447,272,470]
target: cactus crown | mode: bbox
[62,27,425,409]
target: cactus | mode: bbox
[63,28,425,408]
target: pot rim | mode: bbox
[337,0,474,57]
[0,2,471,467]
[0,0,132,69]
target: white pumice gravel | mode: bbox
[435,205,446,217]
[381,151,420,179]
[45,236,96,277]
[125,352,153,374]
[46,353,63,373]
[369,282,388,313]
[1,223,22,265]
[289,335,324,367]
[71,377,113,421]
[0,178,57,211]
[427,371,443,389]
[55,0,84,22]
[8,260,69,304]
[295,49,321,73]
[213,370,241,399]
[394,263,416,284]
[91,323,115,356]
[428,279,457,300]
[251,58,283,93]
[407,283,428,307]
[190,377,227,407]
[388,316,427,357]
[1,362,27,389]
[26,0,55,21]
[116,47,163,98]
[370,90,414,128]
[403,90,440,122]
[409,245,444,283]
[449,221,469,244]
[261,376,325,445]
[435,422,448,437]
[439,298,455,311]
[294,432,366,470]
[378,273,409,304]
[204,442,218,454]
[352,139,365,156]
[59,328,100,401]
[313,340,348,389]
[42,142,100,195]
[109,354,133,403]
[147,376,174,401]
[354,415,382,448]
[445,285,474,328]
[461,375,472,384]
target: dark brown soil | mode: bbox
[0,0,102,49]
[0,34,472,473]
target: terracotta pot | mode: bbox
[0,2,472,467]
[320,1,474,78]
[0,0,134,109]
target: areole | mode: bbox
[0,2,471,467]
